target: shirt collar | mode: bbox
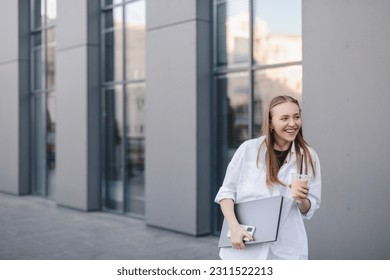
[290,142,296,154]
[257,136,302,154]
[258,136,303,164]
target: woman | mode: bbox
[215,95,321,260]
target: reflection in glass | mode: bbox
[31,0,44,30]
[125,84,145,216]
[213,0,303,234]
[30,0,57,200]
[103,8,124,82]
[103,87,124,211]
[253,65,302,136]
[216,73,249,179]
[31,0,57,28]
[103,7,123,29]
[47,27,55,43]
[32,31,43,47]
[102,0,123,7]
[32,33,45,91]
[125,1,146,80]
[46,0,57,25]
[253,0,302,65]
[103,10,114,29]
[32,95,47,196]
[101,1,146,216]
[47,41,56,89]
[47,95,56,199]
[216,72,249,229]
[216,0,250,67]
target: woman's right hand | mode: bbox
[229,224,253,249]
[219,199,253,249]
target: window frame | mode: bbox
[29,0,57,198]
[211,0,303,234]
[100,0,146,219]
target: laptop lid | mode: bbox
[218,196,284,248]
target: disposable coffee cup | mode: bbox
[290,173,311,202]
[291,173,311,182]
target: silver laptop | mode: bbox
[218,196,284,248]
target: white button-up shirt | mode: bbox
[215,136,321,260]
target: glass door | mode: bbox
[103,87,125,212]
[32,95,47,196]
[30,0,57,199]
[101,0,146,217]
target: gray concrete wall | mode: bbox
[145,0,211,235]
[55,0,100,210]
[0,1,29,195]
[0,61,19,194]
[303,0,390,259]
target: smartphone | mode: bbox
[227,224,256,242]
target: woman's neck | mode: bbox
[273,141,292,151]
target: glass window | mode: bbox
[47,44,56,89]
[215,72,249,229]
[32,95,47,196]
[30,0,57,199]
[253,65,302,136]
[102,0,123,7]
[31,0,44,30]
[101,0,146,217]
[102,7,124,82]
[46,0,57,26]
[103,87,124,212]
[47,95,56,199]
[125,83,145,216]
[47,28,56,89]
[216,73,249,183]
[213,0,302,233]
[125,1,146,80]
[216,0,250,68]
[32,40,45,91]
[47,26,55,43]
[253,0,302,66]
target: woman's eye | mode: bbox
[294,116,301,120]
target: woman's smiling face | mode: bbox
[270,102,302,149]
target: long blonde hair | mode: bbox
[256,95,316,186]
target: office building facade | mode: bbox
[1,0,389,259]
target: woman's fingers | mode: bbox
[231,238,246,249]
[293,185,309,196]
[230,226,253,249]
[292,186,309,202]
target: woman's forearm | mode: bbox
[298,197,311,214]
[220,198,253,249]
[219,199,240,228]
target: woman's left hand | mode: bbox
[289,181,309,203]
[289,183,311,213]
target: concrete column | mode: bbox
[56,0,100,210]
[0,1,30,195]
[145,0,211,235]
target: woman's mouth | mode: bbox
[285,128,297,133]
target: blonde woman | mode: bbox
[215,95,321,260]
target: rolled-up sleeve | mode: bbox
[302,151,322,220]
[214,142,247,204]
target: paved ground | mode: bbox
[0,192,219,260]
